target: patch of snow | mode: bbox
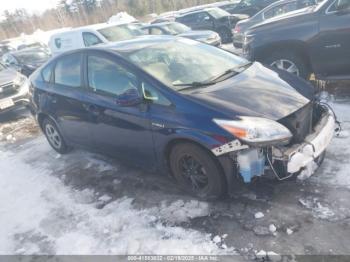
[269,224,277,233]
[0,141,234,255]
[254,212,264,219]
[213,235,221,244]
[159,200,210,224]
[108,12,137,24]
[98,194,112,202]
[286,228,294,235]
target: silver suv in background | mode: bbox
[0,63,30,114]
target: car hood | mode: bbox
[178,30,215,39]
[0,69,18,85]
[186,62,311,121]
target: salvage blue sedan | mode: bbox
[30,36,335,199]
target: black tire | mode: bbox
[42,118,71,154]
[169,143,226,199]
[218,27,232,44]
[264,51,310,80]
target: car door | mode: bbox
[50,52,94,147]
[84,51,156,167]
[194,12,215,30]
[311,0,350,76]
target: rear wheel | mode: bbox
[264,51,310,80]
[42,118,71,154]
[169,143,226,199]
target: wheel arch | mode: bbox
[256,40,313,72]
[164,137,234,196]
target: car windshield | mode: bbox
[98,24,144,42]
[124,38,248,90]
[15,51,50,64]
[163,23,191,35]
[207,7,230,18]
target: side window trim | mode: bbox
[325,0,338,14]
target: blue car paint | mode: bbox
[30,36,314,192]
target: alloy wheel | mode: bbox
[45,123,62,149]
[179,155,209,192]
[271,59,300,76]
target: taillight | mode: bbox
[234,25,241,33]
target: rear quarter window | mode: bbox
[54,53,82,88]
[41,63,53,83]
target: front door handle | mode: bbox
[84,104,101,116]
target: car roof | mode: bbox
[100,35,175,53]
[7,48,46,56]
[143,21,178,27]
[177,7,219,17]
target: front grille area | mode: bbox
[279,102,313,144]
[0,82,17,99]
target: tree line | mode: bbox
[0,0,219,41]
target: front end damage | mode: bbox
[212,102,336,185]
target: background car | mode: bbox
[175,7,249,43]
[48,22,144,55]
[0,63,29,114]
[142,22,221,46]
[30,36,333,199]
[2,48,51,77]
[217,0,279,16]
[233,0,317,47]
[243,0,350,79]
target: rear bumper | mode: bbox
[233,33,243,48]
[0,87,30,114]
[273,108,335,174]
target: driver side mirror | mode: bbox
[336,0,350,12]
[115,88,143,107]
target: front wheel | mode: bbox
[264,51,310,80]
[169,143,226,199]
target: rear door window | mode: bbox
[87,54,138,97]
[54,53,82,88]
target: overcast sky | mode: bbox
[0,0,59,14]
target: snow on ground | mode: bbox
[311,101,350,188]
[0,139,234,255]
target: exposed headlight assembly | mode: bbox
[13,74,27,87]
[213,117,292,146]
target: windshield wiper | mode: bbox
[174,81,216,91]
[208,62,253,83]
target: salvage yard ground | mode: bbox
[1,84,350,259]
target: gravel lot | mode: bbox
[1,83,350,260]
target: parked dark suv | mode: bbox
[30,36,335,199]
[175,7,248,43]
[243,0,350,80]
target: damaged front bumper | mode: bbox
[272,108,335,174]
[212,106,335,184]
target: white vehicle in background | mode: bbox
[48,22,144,56]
